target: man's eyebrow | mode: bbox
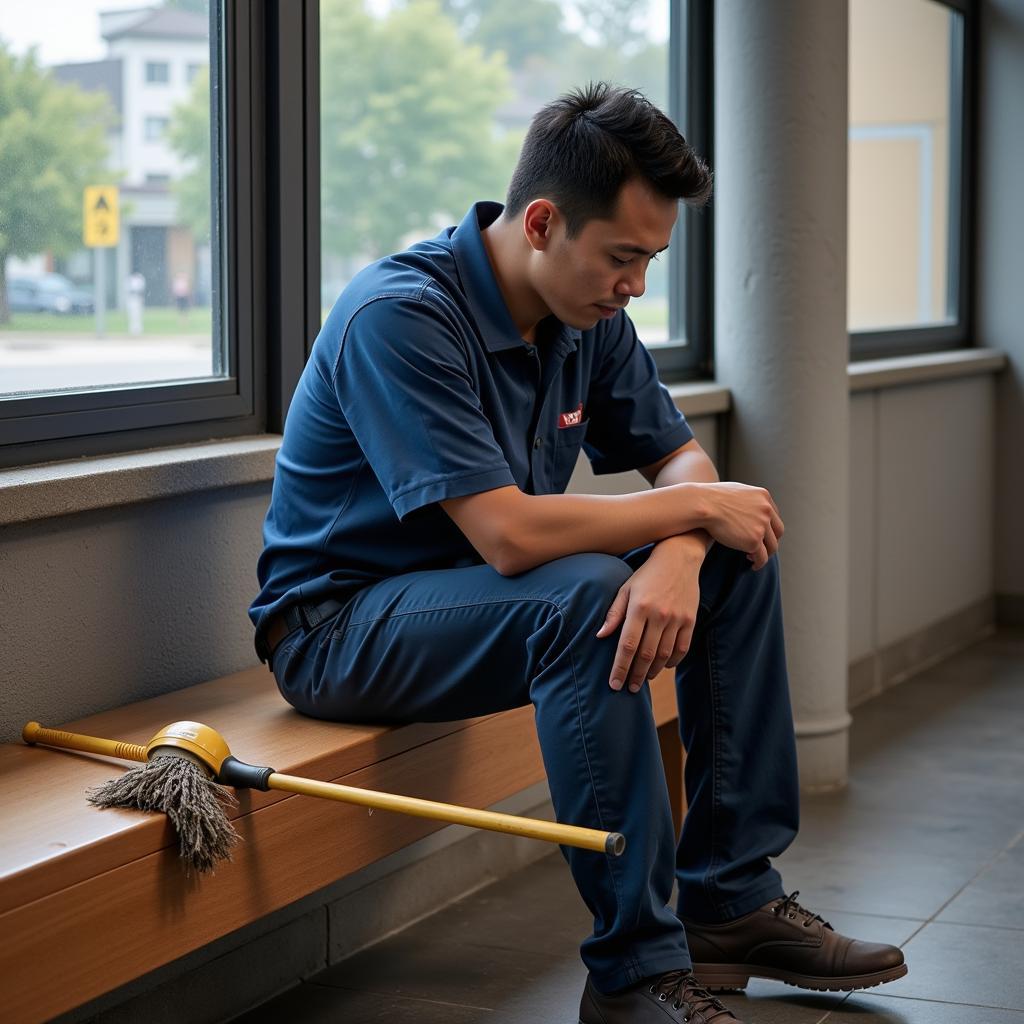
[613,243,671,257]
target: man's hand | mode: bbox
[701,482,784,570]
[596,535,706,693]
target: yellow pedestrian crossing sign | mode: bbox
[83,185,120,247]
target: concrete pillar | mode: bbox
[714,1,851,790]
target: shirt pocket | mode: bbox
[550,420,590,492]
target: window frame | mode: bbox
[848,0,977,361]
[0,0,287,469]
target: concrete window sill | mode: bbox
[0,350,1004,526]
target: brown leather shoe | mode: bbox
[579,970,743,1023]
[683,891,908,993]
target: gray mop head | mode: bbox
[88,754,240,874]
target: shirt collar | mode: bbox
[451,202,581,356]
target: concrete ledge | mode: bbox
[0,435,280,527]
[848,347,1006,393]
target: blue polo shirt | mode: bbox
[249,202,693,649]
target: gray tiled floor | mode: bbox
[232,630,1024,1023]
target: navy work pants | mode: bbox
[271,543,800,994]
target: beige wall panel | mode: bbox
[848,392,877,661]
[876,377,994,645]
[850,0,950,124]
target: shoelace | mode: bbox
[772,890,833,930]
[649,970,736,1021]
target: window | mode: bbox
[1,1,712,468]
[317,0,712,379]
[848,0,975,358]
[145,60,170,84]
[143,115,170,141]
[0,1,260,467]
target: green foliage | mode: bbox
[439,0,566,68]
[320,0,517,262]
[0,39,112,320]
[166,65,211,243]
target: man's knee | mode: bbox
[558,552,633,603]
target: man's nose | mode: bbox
[615,270,645,299]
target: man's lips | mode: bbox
[595,304,625,318]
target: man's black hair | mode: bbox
[505,81,712,236]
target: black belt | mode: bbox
[261,598,345,664]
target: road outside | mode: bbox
[0,307,216,394]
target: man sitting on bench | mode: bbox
[250,83,906,1024]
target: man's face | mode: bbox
[530,178,679,331]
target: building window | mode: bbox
[143,115,170,141]
[848,0,974,358]
[0,1,258,466]
[318,0,712,379]
[145,60,170,84]
[187,62,204,84]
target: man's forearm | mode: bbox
[649,447,720,556]
[443,482,714,576]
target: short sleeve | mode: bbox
[583,312,694,474]
[334,294,515,519]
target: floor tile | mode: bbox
[775,836,985,919]
[403,851,591,959]
[813,910,924,948]
[313,932,588,1020]
[826,991,1024,1022]
[936,834,1024,929]
[718,981,843,1023]
[870,921,1024,1010]
[232,981,516,1023]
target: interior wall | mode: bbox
[0,483,271,743]
[848,376,996,667]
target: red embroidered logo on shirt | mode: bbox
[558,403,584,428]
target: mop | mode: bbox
[22,720,625,874]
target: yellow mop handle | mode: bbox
[268,772,625,855]
[22,721,626,856]
[22,721,148,763]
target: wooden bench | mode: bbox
[0,664,685,1024]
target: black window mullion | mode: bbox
[655,0,714,383]
[264,0,320,434]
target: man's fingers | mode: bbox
[625,621,659,692]
[747,541,769,570]
[771,510,785,541]
[609,602,646,690]
[596,585,629,638]
[666,616,696,670]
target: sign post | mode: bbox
[83,186,119,338]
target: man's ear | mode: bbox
[522,199,558,252]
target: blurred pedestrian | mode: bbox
[172,271,190,319]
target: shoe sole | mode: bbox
[692,961,908,993]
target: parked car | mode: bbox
[6,273,95,314]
